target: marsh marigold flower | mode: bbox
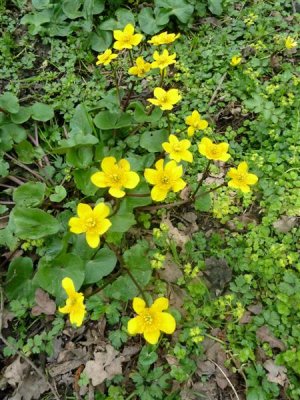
[147,87,181,111]
[91,156,140,198]
[198,137,230,162]
[127,297,176,344]
[96,49,118,66]
[59,277,86,327]
[162,134,193,163]
[230,55,242,66]
[148,31,180,46]
[69,203,111,248]
[113,24,143,50]
[185,110,208,137]
[151,49,176,70]
[285,36,297,50]
[144,159,186,201]
[128,56,151,77]
[227,161,258,193]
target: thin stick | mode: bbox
[208,358,240,400]
[5,154,46,183]
[7,175,25,185]
[208,72,227,107]
[0,288,60,400]
[192,160,211,198]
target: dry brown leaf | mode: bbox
[3,357,29,387]
[196,360,215,375]
[83,345,123,386]
[48,360,85,378]
[158,254,183,283]
[256,326,286,351]
[248,303,263,315]
[239,311,252,324]
[31,288,56,316]
[163,217,189,249]
[10,372,49,400]
[273,216,297,233]
[264,360,288,386]
[204,257,232,295]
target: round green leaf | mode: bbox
[140,130,168,152]
[0,92,20,114]
[50,185,67,202]
[30,102,54,121]
[5,257,34,301]
[13,182,46,207]
[84,247,117,284]
[10,106,32,124]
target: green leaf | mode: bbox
[132,101,163,123]
[14,140,37,164]
[140,130,168,152]
[56,133,98,152]
[62,0,82,19]
[5,257,34,301]
[94,111,133,130]
[194,190,211,212]
[21,10,52,35]
[66,146,93,168]
[32,0,50,9]
[50,185,67,202]
[110,211,136,233]
[13,182,46,207]
[154,0,194,24]
[84,246,117,284]
[73,167,99,196]
[34,254,85,302]
[1,123,27,145]
[115,8,135,27]
[10,106,32,124]
[104,275,137,300]
[92,0,105,14]
[90,30,113,52]
[70,103,94,135]
[138,8,162,35]
[11,207,60,239]
[0,92,20,114]
[0,159,9,177]
[208,0,223,16]
[30,102,54,121]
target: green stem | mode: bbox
[192,160,211,198]
[129,50,135,67]
[158,68,165,87]
[166,112,172,135]
[111,65,121,106]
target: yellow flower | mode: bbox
[91,156,140,198]
[185,110,208,137]
[230,55,242,66]
[285,36,297,50]
[127,297,176,345]
[162,134,193,163]
[144,159,186,201]
[113,24,143,50]
[59,277,86,327]
[69,203,111,248]
[198,137,230,161]
[151,49,176,70]
[147,87,181,111]
[96,49,118,66]
[148,31,180,46]
[227,161,258,193]
[128,56,152,77]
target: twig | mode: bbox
[208,358,240,400]
[7,175,25,185]
[5,154,46,183]
[192,160,211,198]
[0,288,60,400]
[208,72,227,107]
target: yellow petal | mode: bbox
[227,167,238,179]
[158,312,176,334]
[118,159,130,171]
[128,316,144,334]
[147,98,160,106]
[152,297,169,312]
[162,142,172,153]
[172,178,186,192]
[109,187,126,198]
[144,168,159,184]
[133,297,146,314]
[238,161,249,173]
[86,232,100,248]
[77,203,92,218]
[151,185,168,202]
[155,159,165,171]
[124,23,134,35]
[144,329,160,345]
[97,218,112,235]
[246,173,258,185]
[113,41,124,50]
[62,277,76,297]
[168,134,178,144]
[198,119,208,130]
[124,171,140,189]
[153,87,166,99]
[218,153,231,162]
[113,30,123,41]
[58,304,71,314]
[181,150,193,163]
[69,217,86,234]
[187,126,195,137]
[91,171,107,188]
[93,203,110,219]
[69,307,85,327]
[101,156,116,173]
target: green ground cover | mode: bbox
[0,1,299,399]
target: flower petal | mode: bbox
[246,173,258,185]
[69,307,85,327]
[144,168,159,184]
[124,23,134,35]
[69,217,86,234]
[62,277,76,297]
[97,218,112,235]
[86,232,100,248]
[143,329,161,345]
[238,161,249,173]
[118,159,130,171]
[91,171,108,188]
[153,87,166,99]
[128,316,144,334]
[77,203,92,218]
[93,203,110,219]
[101,156,116,173]
[172,178,186,192]
[109,187,126,198]
[198,119,208,130]
[133,297,146,314]
[113,30,123,41]
[58,304,71,314]
[124,171,140,189]
[151,185,168,202]
[158,312,176,334]
[152,297,169,312]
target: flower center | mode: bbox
[210,146,220,156]
[85,217,97,229]
[236,173,246,183]
[111,174,121,183]
[173,144,181,152]
[143,312,153,325]
[161,175,170,184]
[122,34,132,43]
[160,95,168,104]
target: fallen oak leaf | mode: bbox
[264,359,288,386]
[31,288,56,316]
[256,326,286,351]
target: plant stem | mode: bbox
[111,65,121,106]
[166,112,172,135]
[128,50,135,67]
[126,193,150,197]
[192,160,211,198]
